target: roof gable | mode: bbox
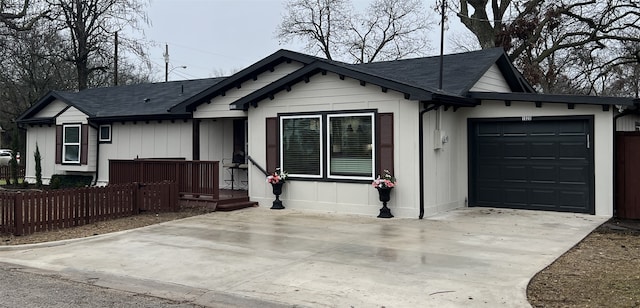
[171,49,320,113]
[227,49,527,110]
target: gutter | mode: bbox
[419,102,441,219]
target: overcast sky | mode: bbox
[141,0,468,81]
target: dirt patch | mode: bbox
[528,219,640,308]
[1,207,212,246]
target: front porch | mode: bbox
[181,189,256,211]
[109,159,257,212]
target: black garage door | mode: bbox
[468,117,594,214]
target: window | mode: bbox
[277,111,377,181]
[280,115,322,177]
[328,113,374,179]
[99,125,111,142]
[63,124,81,163]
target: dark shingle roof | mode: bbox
[18,78,225,123]
[228,48,533,110]
[349,48,532,96]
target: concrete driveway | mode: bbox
[0,207,606,307]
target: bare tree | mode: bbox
[0,0,48,31]
[345,0,431,62]
[46,0,150,90]
[277,0,350,61]
[277,0,432,63]
[455,0,640,94]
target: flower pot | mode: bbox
[270,182,285,210]
[377,187,392,202]
[376,187,393,218]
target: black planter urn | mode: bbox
[376,187,394,218]
[270,182,285,210]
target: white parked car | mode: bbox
[0,150,11,166]
[0,149,19,166]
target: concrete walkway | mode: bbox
[0,207,607,307]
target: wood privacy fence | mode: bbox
[0,182,178,236]
[109,160,219,199]
[616,132,640,219]
[0,165,25,182]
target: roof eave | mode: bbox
[88,113,192,124]
[469,92,636,106]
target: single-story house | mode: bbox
[17,48,639,218]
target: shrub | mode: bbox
[49,174,93,189]
[34,143,42,188]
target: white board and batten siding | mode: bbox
[96,120,193,184]
[35,99,68,118]
[194,62,304,119]
[24,126,57,185]
[247,72,424,218]
[470,64,512,93]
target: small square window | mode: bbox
[99,125,111,142]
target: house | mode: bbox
[16,78,224,185]
[17,48,638,218]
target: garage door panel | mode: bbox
[503,165,527,181]
[470,118,594,214]
[530,189,558,207]
[529,142,557,158]
[559,142,588,159]
[477,188,504,204]
[531,166,557,183]
[478,143,502,159]
[503,142,529,158]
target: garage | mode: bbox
[468,116,595,214]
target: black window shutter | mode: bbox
[266,117,278,174]
[80,124,89,165]
[55,125,62,164]
[376,113,394,176]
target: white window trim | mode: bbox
[63,124,81,164]
[99,124,112,142]
[327,112,375,180]
[280,114,323,179]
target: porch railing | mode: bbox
[109,159,219,199]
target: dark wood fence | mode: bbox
[109,160,219,199]
[0,165,25,182]
[0,182,178,236]
[616,132,640,219]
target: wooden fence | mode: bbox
[0,165,25,182]
[109,159,219,199]
[0,182,178,236]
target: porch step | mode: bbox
[216,201,259,212]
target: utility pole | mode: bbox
[438,0,446,90]
[163,44,169,82]
[114,32,119,86]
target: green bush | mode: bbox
[49,174,93,189]
[34,143,42,188]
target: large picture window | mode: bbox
[328,113,374,179]
[63,124,81,163]
[280,115,322,177]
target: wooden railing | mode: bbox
[0,182,178,236]
[109,159,219,199]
